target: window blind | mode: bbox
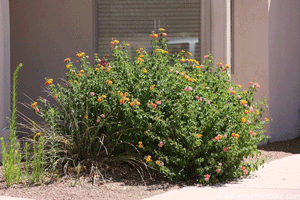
[97,0,201,61]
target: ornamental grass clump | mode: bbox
[1,63,22,186]
[29,28,269,184]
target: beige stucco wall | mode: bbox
[0,0,10,161]
[211,0,229,66]
[268,0,300,141]
[7,0,300,142]
[230,0,270,140]
[0,0,10,131]
[10,0,96,122]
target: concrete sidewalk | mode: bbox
[0,197,32,200]
[144,154,300,200]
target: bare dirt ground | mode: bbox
[0,137,299,200]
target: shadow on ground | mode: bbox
[258,136,300,154]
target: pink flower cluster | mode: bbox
[158,141,163,148]
[249,131,256,136]
[204,174,210,182]
[195,96,210,104]
[240,101,247,108]
[241,166,247,175]
[184,87,193,91]
[195,96,203,102]
[223,147,229,152]
[249,81,260,88]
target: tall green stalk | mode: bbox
[1,63,22,186]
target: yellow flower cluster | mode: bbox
[183,74,196,82]
[45,78,53,86]
[231,133,239,138]
[189,59,199,65]
[146,155,151,162]
[76,52,85,57]
[31,102,37,108]
[111,40,119,45]
[158,28,165,31]
[154,48,169,54]
[265,118,269,121]
[105,80,113,84]
[132,99,141,106]
[66,64,72,69]
[241,100,247,105]
[138,141,143,148]
[137,57,144,63]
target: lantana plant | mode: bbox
[28,28,269,184]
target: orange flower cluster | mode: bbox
[31,102,37,108]
[138,141,143,148]
[146,155,151,162]
[231,133,239,138]
[214,134,222,141]
[45,78,53,86]
[242,118,247,123]
[150,85,155,90]
[110,40,119,45]
[105,80,113,84]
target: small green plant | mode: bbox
[32,135,45,183]
[24,142,29,181]
[28,29,270,184]
[1,63,22,186]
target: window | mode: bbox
[97,0,201,61]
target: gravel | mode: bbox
[0,136,299,200]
